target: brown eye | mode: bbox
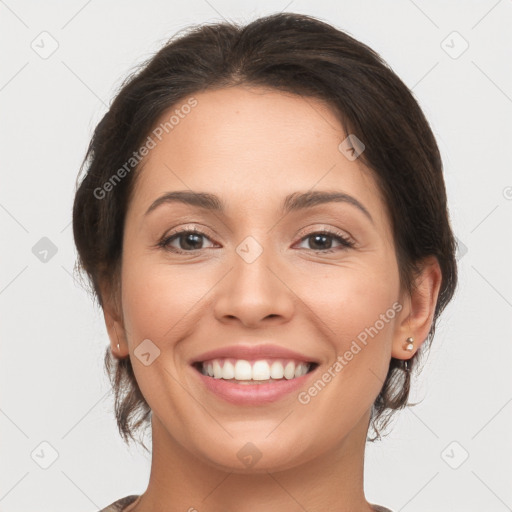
[158,228,215,254]
[295,230,354,252]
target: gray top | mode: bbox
[98,495,394,511]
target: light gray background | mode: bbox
[1,1,511,511]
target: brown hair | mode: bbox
[72,12,457,449]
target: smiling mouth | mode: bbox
[192,359,319,383]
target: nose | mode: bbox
[213,244,295,328]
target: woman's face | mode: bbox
[115,85,409,472]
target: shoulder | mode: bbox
[96,496,391,512]
[370,504,395,512]
[97,495,140,512]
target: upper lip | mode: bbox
[190,344,320,364]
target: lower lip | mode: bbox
[192,366,317,405]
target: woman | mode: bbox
[73,12,457,512]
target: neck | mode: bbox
[132,410,375,512]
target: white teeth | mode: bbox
[284,361,295,380]
[252,360,270,380]
[270,361,284,379]
[234,360,252,380]
[200,358,311,381]
[222,360,235,379]
[294,364,306,378]
[213,360,223,379]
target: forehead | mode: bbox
[129,85,384,220]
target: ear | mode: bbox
[98,278,130,359]
[392,256,442,360]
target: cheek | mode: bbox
[119,256,203,409]
[296,258,401,413]
[299,259,400,338]
[295,267,400,426]
[120,247,224,358]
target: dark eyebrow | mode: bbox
[282,191,373,223]
[144,190,373,223]
[145,190,223,215]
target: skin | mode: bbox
[101,85,442,512]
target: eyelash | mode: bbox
[157,226,355,255]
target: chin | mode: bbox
[191,436,319,474]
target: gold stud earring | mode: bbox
[404,336,414,351]
[116,343,120,351]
